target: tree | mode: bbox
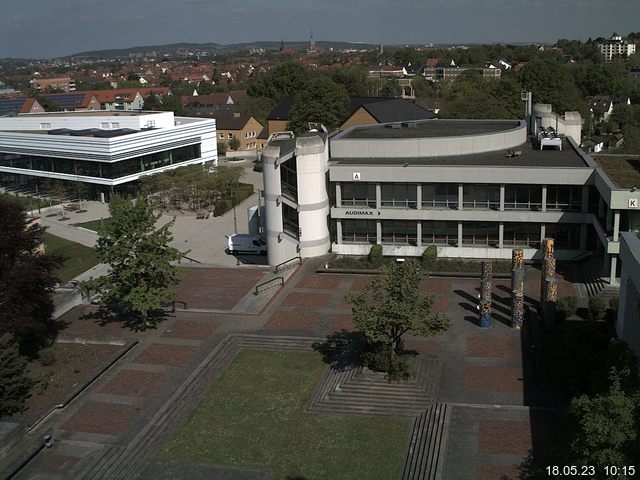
[248,63,310,102]
[346,260,451,380]
[287,75,349,133]
[0,334,32,418]
[228,136,241,151]
[0,197,63,355]
[87,191,185,328]
[330,66,370,97]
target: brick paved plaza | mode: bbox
[6,258,578,480]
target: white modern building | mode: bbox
[616,232,640,356]
[0,111,217,198]
[262,106,640,287]
[598,34,637,62]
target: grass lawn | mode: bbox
[71,216,113,233]
[160,350,411,480]
[42,232,100,283]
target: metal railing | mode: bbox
[275,256,302,273]
[254,277,284,295]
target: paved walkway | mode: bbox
[3,258,575,480]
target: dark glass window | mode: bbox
[422,221,458,246]
[341,182,376,207]
[342,220,377,244]
[280,157,297,201]
[381,220,416,245]
[422,183,458,208]
[504,185,542,210]
[546,224,581,249]
[381,183,417,208]
[463,184,500,209]
[546,186,581,212]
[503,223,541,248]
[282,203,299,239]
[461,222,499,246]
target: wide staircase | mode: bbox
[576,255,607,297]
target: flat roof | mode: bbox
[332,137,590,168]
[14,111,155,117]
[595,155,640,189]
[340,119,521,139]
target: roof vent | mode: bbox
[386,123,401,129]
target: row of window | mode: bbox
[341,220,582,249]
[340,183,584,212]
[0,144,201,179]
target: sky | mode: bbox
[1,0,639,59]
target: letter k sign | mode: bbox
[629,198,638,208]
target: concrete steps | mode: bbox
[400,403,451,480]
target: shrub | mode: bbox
[362,341,414,382]
[588,296,609,322]
[253,162,263,172]
[214,198,233,216]
[421,245,438,270]
[38,347,56,367]
[556,296,578,321]
[228,137,241,151]
[217,141,228,156]
[0,334,33,418]
[368,244,383,268]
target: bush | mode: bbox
[38,347,56,367]
[421,245,438,270]
[214,198,232,216]
[217,141,228,156]
[368,244,383,268]
[253,162,263,172]
[0,334,33,418]
[228,137,241,151]
[588,296,609,322]
[231,183,254,206]
[362,341,414,382]
[556,296,578,321]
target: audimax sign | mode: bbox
[343,210,381,217]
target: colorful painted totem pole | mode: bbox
[511,248,525,329]
[541,238,557,325]
[479,260,493,328]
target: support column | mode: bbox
[541,185,547,212]
[457,222,463,248]
[613,211,620,241]
[498,222,504,249]
[579,224,587,251]
[416,184,422,210]
[581,185,589,214]
[416,221,422,248]
[610,256,618,286]
[500,184,505,212]
[336,220,342,244]
[376,220,382,245]
[335,182,342,208]
[375,183,381,210]
[540,224,546,244]
[458,184,464,210]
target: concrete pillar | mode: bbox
[499,184,505,212]
[335,182,342,208]
[457,222,463,247]
[458,184,464,210]
[541,185,547,212]
[610,256,618,286]
[580,224,587,250]
[416,184,422,210]
[499,222,504,249]
[416,221,422,247]
[613,211,620,241]
[375,183,381,210]
[581,185,589,214]
[376,220,382,244]
[336,220,342,244]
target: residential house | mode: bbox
[341,97,437,129]
[0,97,45,116]
[29,76,76,92]
[598,34,636,62]
[40,92,101,111]
[215,113,264,152]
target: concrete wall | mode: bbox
[616,232,640,356]
[0,111,175,131]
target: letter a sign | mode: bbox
[352,172,361,181]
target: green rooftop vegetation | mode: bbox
[160,349,411,480]
[595,156,640,189]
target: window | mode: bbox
[381,220,417,245]
[546,224,581,249]
[111,122,120,129]
[219,133,224,139]
[280,158,298,201]
[503,223,540,248]
[463,184,500,209]
[381,183,417,208]
[40,123,51,129]
[422,221,458,246]
[422,183,458,208]
[504,185,542,210]
[282,203,299,239]
[101,122,110,129]
[342,220,377,244]
[228,133,233,139]
[461,222,499,246]
[546,186,581,212]
[341,182,376,207]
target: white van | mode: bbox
[227,234,267,255]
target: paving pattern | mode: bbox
[3,259,577,480]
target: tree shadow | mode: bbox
[80,302,173,332]
[496,284,539,309]
[312,330,365,371]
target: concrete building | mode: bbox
[261,106,639,287]
[598,34,637,62]
[616,232,640,356]
[0,110,217,199]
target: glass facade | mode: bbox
[422,221,458,246]
[422,183,458,209]
[546,224,581,248]
[342,219,376,244]
[381,220,417,245]
[463,184,500,209]
[503,223,541,248]
[461,222,499,246]
[341,182,376,207]
[0,144,201,180]
[280,158,297,201]
[546,186,581,212]
[282,203,299,239]
[504,184,542,210]
[381,183,417,208]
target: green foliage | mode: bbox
[228,136,241,151]
[588,296,609,322]
[0,334,32,418]
[38,347,56,367]
[589,340,640,395]
[248,63,309,103]
[330,65,370,97]
[363,341,414,382]
[287,75,349,133]
[368,244,383,268]
[0,197,63,355]
[567,376,638,471]
[233,96,274,127]
[346,261,451,380]
[556,296,578,321]
[217,141,228,156]
[421,245,438,270]
[86,191,186,328]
